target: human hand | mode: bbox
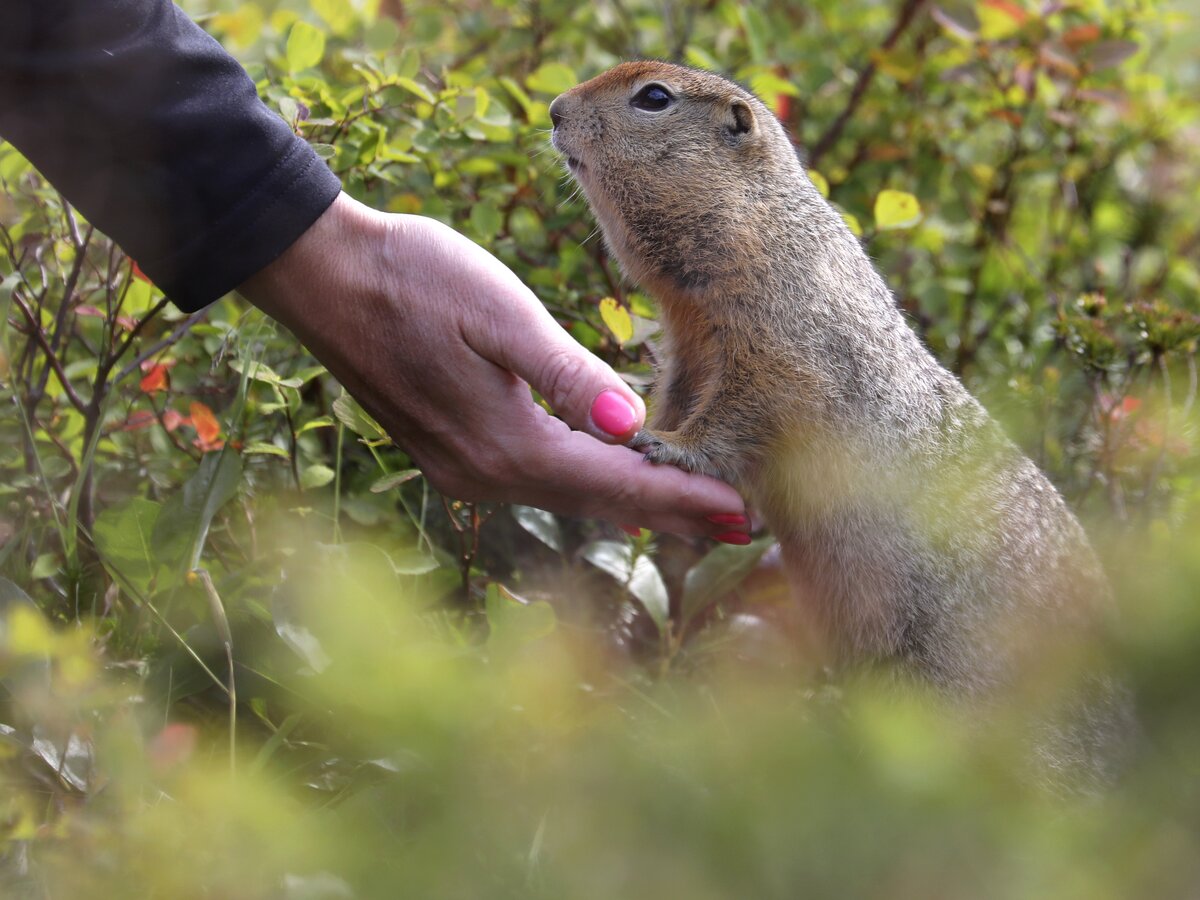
[239,193,749,539]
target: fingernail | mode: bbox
[619,524,643,537]
[591,390,638,437]
[706,513,747,526]
[714,532,752,546]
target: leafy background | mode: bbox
[1,0,1199,896]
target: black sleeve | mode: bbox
[0,0,342,311]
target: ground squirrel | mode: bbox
[551,62,1132,776]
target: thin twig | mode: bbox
[808,0,928,166]
[115,309,209,385]
[11,290,89,413]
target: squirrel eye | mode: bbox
[631,84,673,112]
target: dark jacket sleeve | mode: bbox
[0,0,342,311]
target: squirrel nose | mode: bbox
[549,98,565,129]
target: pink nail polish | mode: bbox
[714,532,752,546]
[591,389,637,437]
[706,513,747,526]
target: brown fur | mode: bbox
[551,62,1134,785]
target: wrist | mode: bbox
[237,192,388,333]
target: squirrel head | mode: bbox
[550,61,811,298]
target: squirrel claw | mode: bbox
[629,429,661,453]
[632,429,720,478]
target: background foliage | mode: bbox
[1,0,1198,896]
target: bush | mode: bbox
[1,1,1198,896]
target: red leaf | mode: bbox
[1100,393,1141,423]
[774,94,792,121]
[75,305,105,318]
[1062,23,1101,48]
[189,402,222,447]
[989,109,1024,126]
[130,259,153,285]
[983,0,1029,24]
[140,357,176,372]
[162,409,185,432]
[139,364,169,394]
[1039,45,1081,79]
[147,723,197,774]
[120,410,156,431]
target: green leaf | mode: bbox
[469,202,503,241]
[747,69,800,101]
[94,497,163,596]
[498,76,535,118]
[680,537,774,627]
[526,62,576,95]
[278,96,300,124]
[0,576,39,615]
[153,451,243,572]
[369,469,421,493]
[30,554,59,580]
[874,189,922,230]
[391,546,440,575]
[243,442,290,458]
[332,389,388,442]
[273,598,332,673]
[286,21,326,73]
[0,272,20,352]
[297,415,335,435]
[300,465,335,490]
[508,207,545,248]
[511,506,563,553]
[582,540,669,633]
[394,76,435,104]
[312,0,354,35]
[229,358,303,389]
[365,17,400,52]
[808,169,830,198]
[740,6,770,62]
[485,583,556,649]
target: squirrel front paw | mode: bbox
[630,429,722,479]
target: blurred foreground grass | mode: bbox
[3,508,1199,899]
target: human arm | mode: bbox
[0,0,748,535]
[0,0,340,309]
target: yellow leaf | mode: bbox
[874,189,922,231]
[839,208,863,237]
[977,0,1027,41]
[6,606,53,657]
[807,169,830,198]
[599,298,634,346]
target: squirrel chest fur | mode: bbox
[550,62,1115,701]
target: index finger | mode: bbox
[515,427,747,536]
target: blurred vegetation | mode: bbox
[2,0,1199,896]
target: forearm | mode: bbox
[0,0,341,311]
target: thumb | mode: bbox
[467,299,646,443]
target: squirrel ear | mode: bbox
[725,99,755,137]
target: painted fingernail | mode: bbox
[619,524,643,537]
[706,513,747,527]
[714,532,752,546]
[591,390,637,437]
